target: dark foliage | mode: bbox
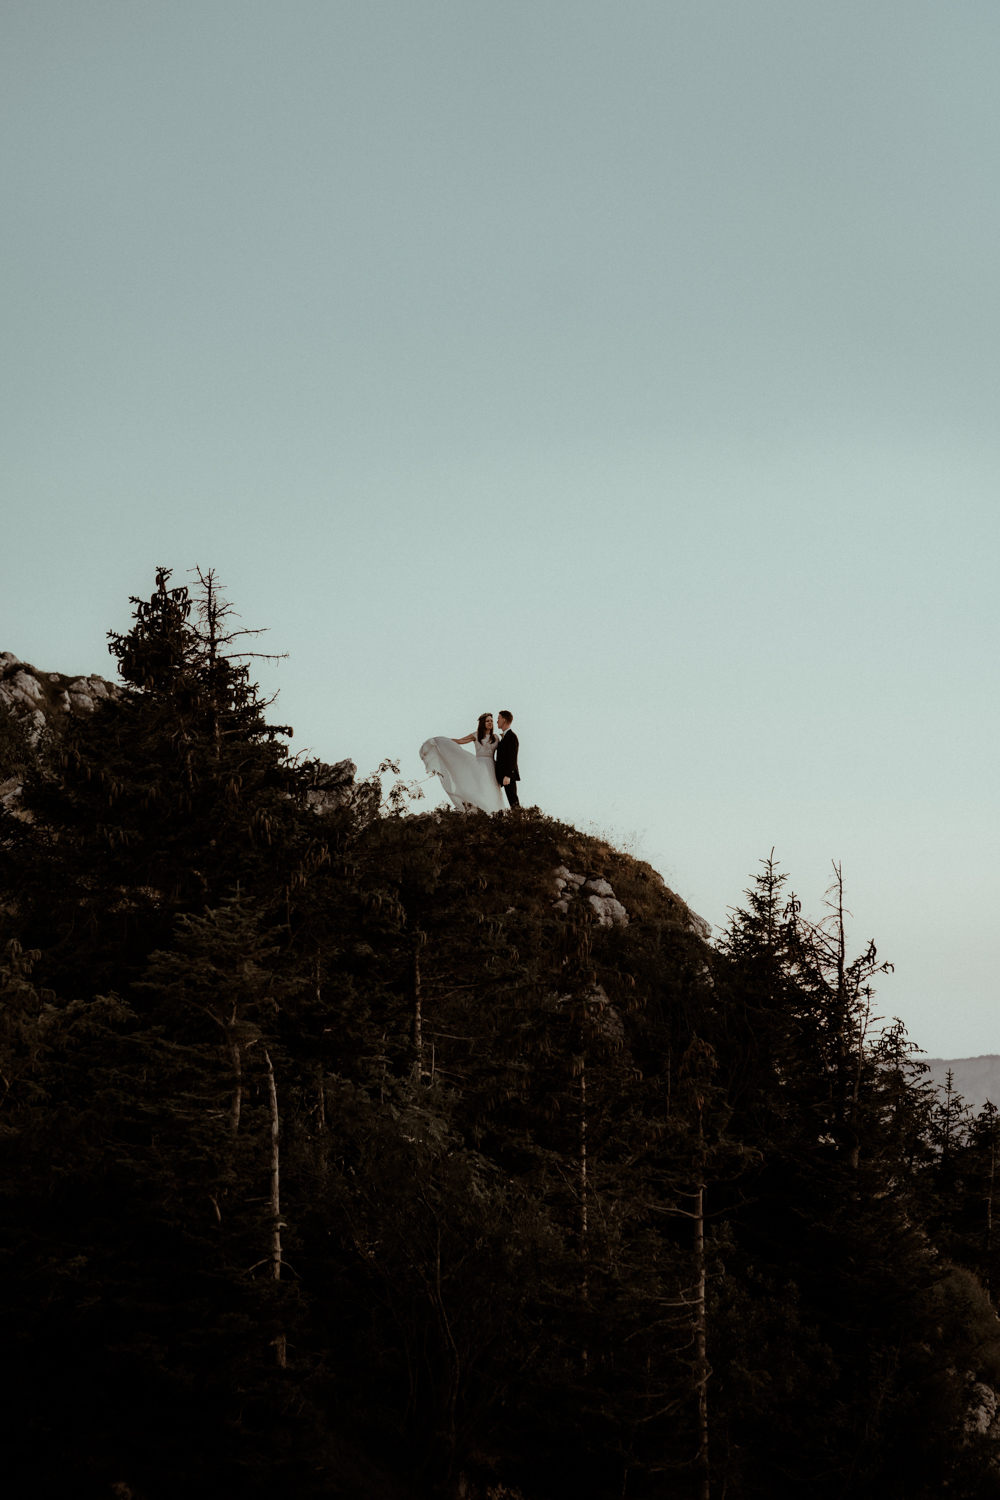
[0,694,36,780]
[2,573,999,1499]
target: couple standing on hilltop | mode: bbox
[419,711,521,815]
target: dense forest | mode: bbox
[3,570,1000,1500]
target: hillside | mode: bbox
[925,1056,1000,1115]
[4,574,1000,1500]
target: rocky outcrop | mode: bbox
[0,651,121,820]
[0,651,119,747]
[552,864,630,928]
[551,854,710,940]
[966,1377,999,1437]
[0,649,360,823]
[303,758,357,815]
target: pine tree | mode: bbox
[710,859,1000,1498]
[10,571,1000,1496]
[1,569,312,999]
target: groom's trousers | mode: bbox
[503,782,520,808]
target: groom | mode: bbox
[495,710,520,808]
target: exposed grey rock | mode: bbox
[966,1378,998,1436]
[1,656,118,725]
[588,894,629,927]
[304,758,356,814]
[0,775,29,821]
[687,910,711,941]
[25,709,47,747]
[552,867,631,927]
[0,776,22,808]
[7,671,44,705]
[67,678,101,712]
[1,653,122,817]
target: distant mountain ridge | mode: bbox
[923,1055,1000,1114]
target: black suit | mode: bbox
[495,729,520,807]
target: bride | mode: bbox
[420,713,506,814]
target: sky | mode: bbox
[1,1,997,1057]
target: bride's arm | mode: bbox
[452,732,476,744]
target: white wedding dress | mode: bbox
[420,734,506,814]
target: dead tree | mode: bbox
[263,1048,286,1367]
[413,931,424,1075]
[227,1009,242,1134]
[693,1099,709,1500]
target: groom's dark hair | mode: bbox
[498,710,513,724]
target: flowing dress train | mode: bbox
[420,735,505,814]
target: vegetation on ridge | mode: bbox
[2,570,1000,1500]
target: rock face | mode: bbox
[551,859,710,939]
[0,651,122,820]
[0,777,22,815]
[304,758,357,815]
[553,863,629,926]
[0,649,359,821]
[966,1377,999,1436]
[0,651,119,746]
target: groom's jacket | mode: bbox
[495,731,520,784]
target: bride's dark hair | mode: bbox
[477,712,496,744]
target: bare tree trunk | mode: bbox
[316,1064,326,1132]
[263,1049,286,1367]
[228,1017,241,1134]
[194,566,222,758]
[694,1117,710,1500]
[988,1151,995,1284]
[579,1060,590,1373]
[847,996,870,1172]
[413,937,424,1074]
[579,1064,588,1268]
[314,957,327,1132]
[832,861,848,1137]
[987,1111,996,1291]
[264,1049,282,1280]
[434,1224,461,1471]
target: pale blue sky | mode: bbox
[1,2,997,1055]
